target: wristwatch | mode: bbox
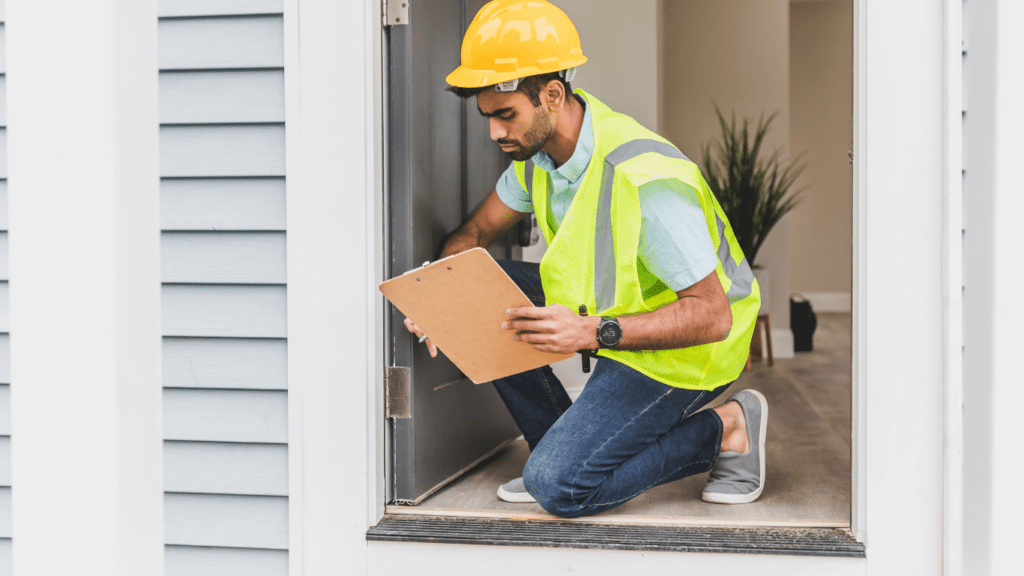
[596,316,623,349]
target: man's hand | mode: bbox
[502,304,599,355]
[403,317,437,358]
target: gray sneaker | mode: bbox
[702,389,768,504]
[496,477,536,503]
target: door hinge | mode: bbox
[385,366,411,419]
[383,0,410,26]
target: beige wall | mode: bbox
[552,0,660,130]
[789,0,853,296]
[661,0,793,332]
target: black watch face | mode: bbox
[598,321,622,346]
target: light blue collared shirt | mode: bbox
[495,97,718,292]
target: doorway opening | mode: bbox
[383,0,854,530]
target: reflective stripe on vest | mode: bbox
[716,213,755,302]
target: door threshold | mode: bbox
[368,514,865,558]
[384,505,849,529]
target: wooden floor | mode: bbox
[390,314,852,528]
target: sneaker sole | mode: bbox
[702,389,769,505]
[497,485,537,504]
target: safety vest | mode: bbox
[514,90,760,391]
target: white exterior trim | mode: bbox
[285,0,384,573]
[6,1,164,573]
[941,1,964,574]
[285,0,961,572]
[988,0,1024,572]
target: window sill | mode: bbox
[366,515,865,558]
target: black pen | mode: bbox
[579,304,591,373]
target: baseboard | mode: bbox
[798,292,851,313]
[770,328,794,359]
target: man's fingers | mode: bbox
[505,305,549,319]
[404,318,436,357]
[502,319,556,333]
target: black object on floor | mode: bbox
[791,295,817,352]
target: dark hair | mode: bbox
[447,72,572,107]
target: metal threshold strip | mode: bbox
[366,515,866,558]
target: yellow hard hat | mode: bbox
[446,0,587,90]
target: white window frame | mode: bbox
[284,0,964,573]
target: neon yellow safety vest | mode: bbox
[514,90,760,391]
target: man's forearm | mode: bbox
[504,271,733,355]
[614,295,732,351]
[440,222,485,258]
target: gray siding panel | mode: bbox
[159,16,283,70]
[160,125,285,177]
[163,388,287,443]
[0,538,9,576]
[0,283,7,333]
[0,76,6,127]
[159,6,288,562]
[0,181,7,231]
[164,441,287,496]
[0,25,5,74]
[165,546,288,576]
[163,337,287,390]
[162,232,286,284]
[0,385,8,434]
[0,488,9,538]
[0,129,6,179]
[0,437,7,486]
[159,0,284,18]
[164,493,288,549]
[0,233,6,280]
[0,338,7,384]
[161,285,287,338]
[160,70,284,124]
[0,181,6,230]
[161,178,286,231]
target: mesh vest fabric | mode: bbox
[513,90,760,391]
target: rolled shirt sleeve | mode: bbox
[495,163,534,213]
[637,178,719,292]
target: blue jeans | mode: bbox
[492,260,730,518]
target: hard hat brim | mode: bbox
[445,56,587,89]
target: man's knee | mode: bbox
[522,452,595,519]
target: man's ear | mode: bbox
[545,79,565,110]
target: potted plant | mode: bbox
[701,107,805,316]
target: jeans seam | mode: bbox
[568,386,676,506]
[537,368,564,417]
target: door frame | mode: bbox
[281,0,964,572]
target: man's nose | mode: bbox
[489,118,507,141]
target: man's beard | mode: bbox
[499,108,553,162]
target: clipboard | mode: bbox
[379,248,573,384]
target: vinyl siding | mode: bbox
[0,7,9,573]
[159,1,287,573]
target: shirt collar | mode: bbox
[531,96,592,183]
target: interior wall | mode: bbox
[551,0,660,131]
[661,0,794,337]
[789,0,853,300]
